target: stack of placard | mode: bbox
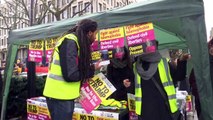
[27,97,120,120]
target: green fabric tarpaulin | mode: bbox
[1,0,212,120]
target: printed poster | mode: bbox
[79,73,116,113]
[100,27,125,50]
[99,27,125,60]
[127,93,138,120]
[27,97,120,120]
[27,97,51,120]
[91,34,101,63]
[45,38,58,63]
[28,40,44,62]
[125,23,156,56]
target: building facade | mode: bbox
[0,0,137,66]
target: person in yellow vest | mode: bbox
[43,19,101,120]
[134,41,190,120]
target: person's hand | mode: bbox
[179,53,191,61]
[94,60,102,70]
[123,79,131,88]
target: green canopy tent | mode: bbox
[2,0,212,119]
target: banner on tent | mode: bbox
[28,40,44,62]
[125,23,156,56]
[100,27,125,50]
[45,38,58,63]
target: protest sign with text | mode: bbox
[28,40,44,62]
[45,38,58,63]
[127,93,138,120]
[125,23,156,56]
[79,73,116,113]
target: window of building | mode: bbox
[48,1,51,6]
[40,4,43,11]
[57,0,60,7]
[96,1,98,12]
[21,22,24,28]
[1,39,3,46]
[103,3,106,11]
[42,17,46,24]
[78,2,83,12]
[72,6,77,16]
[99,3,102,12]
[4,37,6,46]
[62,11,65,19]
[0,19,2,26]
[18,23,20,29]
[9,18,12,24]
[67,0,70,3]
[47,13,51,23]
[35,4,38,12]
[111,0,113,6]
[62,0,65,6]
[117,2,119,7]
[25,23,28,28]
[85,2,90,13]
[0,30,1,36]
[107,0,109,4]
[52,13,55,22]
[67,6,71,18]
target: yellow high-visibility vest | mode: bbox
[133,58,178,115]
[43,33,81,100]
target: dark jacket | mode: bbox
[107,63,134,101]
[138,59,187,120]
[58,38,94,82]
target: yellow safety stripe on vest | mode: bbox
[48,73,64,81]
[133,63,142,115]
[168,94,176,100]
[135,84,141,88]
[135,97,142,101]
[162,82,170,87]
[162,58,173,85]
[53,59,60,66]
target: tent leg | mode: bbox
[1,44,19,120]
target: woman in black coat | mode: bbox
[107,47,134,101]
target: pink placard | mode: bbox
[28,50,43,62]
[126,29,155,46]
[27,113,51,120]
[79,82,102,113]
[100,38,124,50]
[91,41,99,51]
[46,50,53,63]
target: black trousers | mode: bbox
[46,97,75,120]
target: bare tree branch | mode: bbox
[21,0,30,19]
[0,27,11,30]
[72,1,92,18]
[60,0,76,13]
[0,13,10,29]
[34,0,39,23]
[40,0,55,14]
[37,4,51,24]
